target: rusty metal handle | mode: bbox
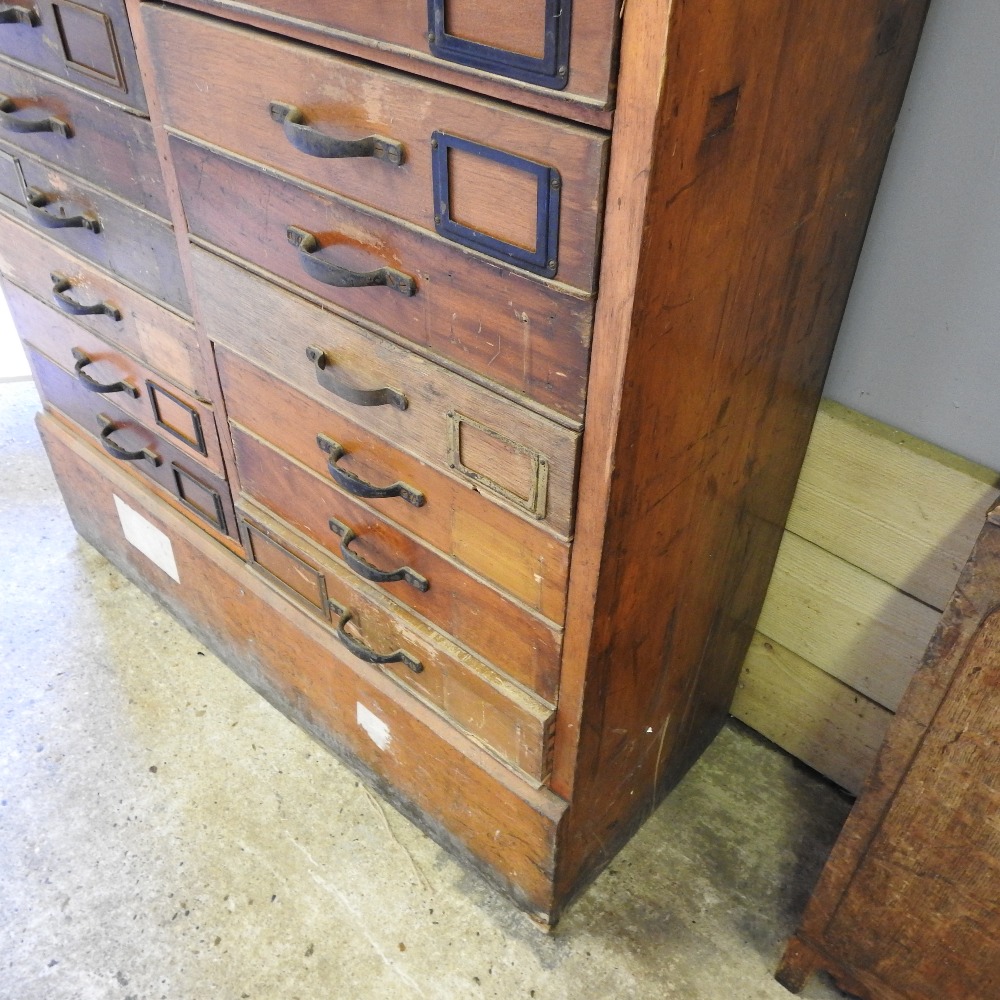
[73,348,138,397]
[26,187,100,232]
[316,434,425,508]
[269,102,404,165]
[328,518,428,592]
[287,225,415,296]
[97,414,160,467]
[329,604,423,673]
[0,94,70,136]
[52,274,120,320]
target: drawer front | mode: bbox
[144,5,606,292]
[0,57,167,214]
[217,348,570,625]
[156,0,619,113]
[231,424,561,701]
[0,0,147,112]
[0,141,189,311]
[6,279,224,476]
[239,503,555,782]
[195,247,580,536]
[0,214,204,393]
[174,137,592,421]
[28,344,237,542]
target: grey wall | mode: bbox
[824,0,1000,471]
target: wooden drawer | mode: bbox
[195,247,580,536]
[173,137,592,421]
[153,0,619,117]
[143,5,606,292]
[239,502,555,782]
[0,139,189,311]
[0,214,203,393]
[6,278,224,475]
[28,343,237,543]
[0,57,167,214]
[0,0,147,112]
[231,424,562,702]
[37,411,565,916]
[218,348,570,625]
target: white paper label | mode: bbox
[356,702,391,751]
[114,494,180,583]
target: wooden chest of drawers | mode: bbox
[3,0,931,924]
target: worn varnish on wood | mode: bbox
[0,0,931,925]
[778,501,1000,1000]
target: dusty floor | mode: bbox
[1,379,854,1000]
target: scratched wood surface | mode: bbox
[172,138,594,422]
[194,247,581,536]
[778,505,1000,999]
[39,412,567,918]
[0,215,204,394]
[0,139,189,313]
[143,0,620,123]
[230,425,564,702]
[216,346,571,624]
[142,3,608,294]
[0,58,167,215]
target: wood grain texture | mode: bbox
[0,138,189,311]
[0,213,204,393]
[550,0,931,916]
[758,533,940,711]
[194,247,581,537]
[141,3,608,293]
[237,501,556,783]
[0,57,167,214]
[146,0,621,121]
[731,633,892,795]
[5,279,225,476]
[787,401,1000,611]
[38,411,566,919]
[0,0,148,112]
[231,425,563,703]
[216,346,571,624]
[171,136,594,422]
[780,505,1000,999]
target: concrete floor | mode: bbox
[1,379,854,1000]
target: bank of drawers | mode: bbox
[137,1,602,780]
[0,3,232,541]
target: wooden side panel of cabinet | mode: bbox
[549,0,932,913]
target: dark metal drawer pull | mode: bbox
[269,102,404,166]
[25,187,100,232]
[96,414,160,467]
[306,344,407,410]
[0,3,39,25]
[0,95,70,137]
[328,517,429,592]
[52,274,121,320]
[72,347,138,398]
[330,604,423,674]
[316,433,425,508]
[287,225,415,296]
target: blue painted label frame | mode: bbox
[427,0,572,91]
[431,131,561,279]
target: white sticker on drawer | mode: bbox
[357,702,391,751]
[114,494,180,583]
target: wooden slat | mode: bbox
[757,533,940,712]
[731,633,892,795]
[787,400,1000,611]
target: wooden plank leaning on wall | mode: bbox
[733,400,1000,794]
